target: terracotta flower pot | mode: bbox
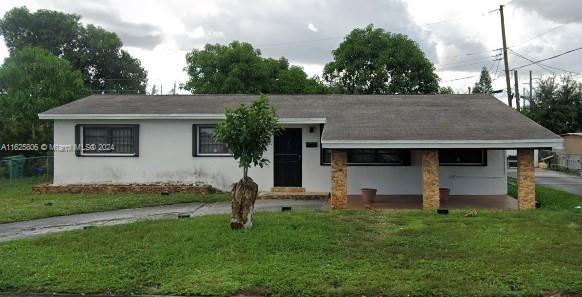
[439,188,450,201]
[361,188,377,203]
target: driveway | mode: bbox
[0,199,326,242]
[508,168,582,196]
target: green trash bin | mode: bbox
[3,155,26,179]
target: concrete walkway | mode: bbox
[508,168,582,196]
[0,199,327,242]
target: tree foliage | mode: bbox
[523,75,582,134]
[323,24,439,94]
[0,48,86,149]
[471,67,493,94]
[214,95,282,177]
[0,7,147,94]
[183,41,327,94]
[439,86,455,94]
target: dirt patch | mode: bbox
[233,287,271,297]
[32,183,216,195]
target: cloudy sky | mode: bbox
[1,0,581,100]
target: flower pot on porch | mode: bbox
[439,188,450,201]
[361,188,377,203]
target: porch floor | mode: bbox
[347,195,517,210]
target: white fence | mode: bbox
[552,153,581,172]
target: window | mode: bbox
[193,125,231,156]
[439,149,487,166]
[75,125,139,156]
[321,149,411,165]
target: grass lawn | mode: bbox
[0,178,230,223]
[0,183,581,296]
[508,177,582,210]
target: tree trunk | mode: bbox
[230,175,258,229]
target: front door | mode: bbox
[274,128,302,187]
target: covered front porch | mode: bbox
[330,149,536,210]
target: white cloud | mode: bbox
[308,23,318,32]
[186,26,205,39]
[0,0,580,98]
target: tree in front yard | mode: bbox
[214,95,282,229]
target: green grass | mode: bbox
[0,184,581,296]
[508,177,582,210]
[0,178,230,223]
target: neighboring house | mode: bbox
[553,133,582,172]
[39,94,562,209]
[506,149,539,168]
[560,133,582,155]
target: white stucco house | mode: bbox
[39,94,562,209]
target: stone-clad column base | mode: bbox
[331,150,348,209]
[517,149,536,210]
[422,150,440,210]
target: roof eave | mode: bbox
[37,113,326,124]
[321,139,563,149]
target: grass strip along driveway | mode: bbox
[0,183,581,296]
[0,178,229,223]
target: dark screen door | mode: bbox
[274,128,302,187]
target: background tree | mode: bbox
[523,75,582,134]
[183,41,328,94]
[0,48,86,151]
[0,7,147,94]
[149,84,158,95]
[323,24,439,94]
[471,67,493,94]
[439,86,455,94]
[214,95,282,229]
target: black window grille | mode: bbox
[195,125,230,155]
[439,149,487,166]
[76,125,139,156]
[322,149,410,165]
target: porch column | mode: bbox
[422,150,440,210]
[331,149,348,209]
[517,149,535,209]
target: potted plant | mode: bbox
[439,188,450,201]
[361,188,377,203]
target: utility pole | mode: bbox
[499,5,513,107]
[514,70,520,110]
[529,70,533,101]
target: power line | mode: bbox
[437,56,495,68]
[512,46,582,71]
[491,57,503,82]
[151,6,502,51]
[510,14,582,49]
[442,74,480,83]
[509,49,582,75]
[509,51,556,74]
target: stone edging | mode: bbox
[32,183,215,195]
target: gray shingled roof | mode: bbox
[40,94,560,143]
